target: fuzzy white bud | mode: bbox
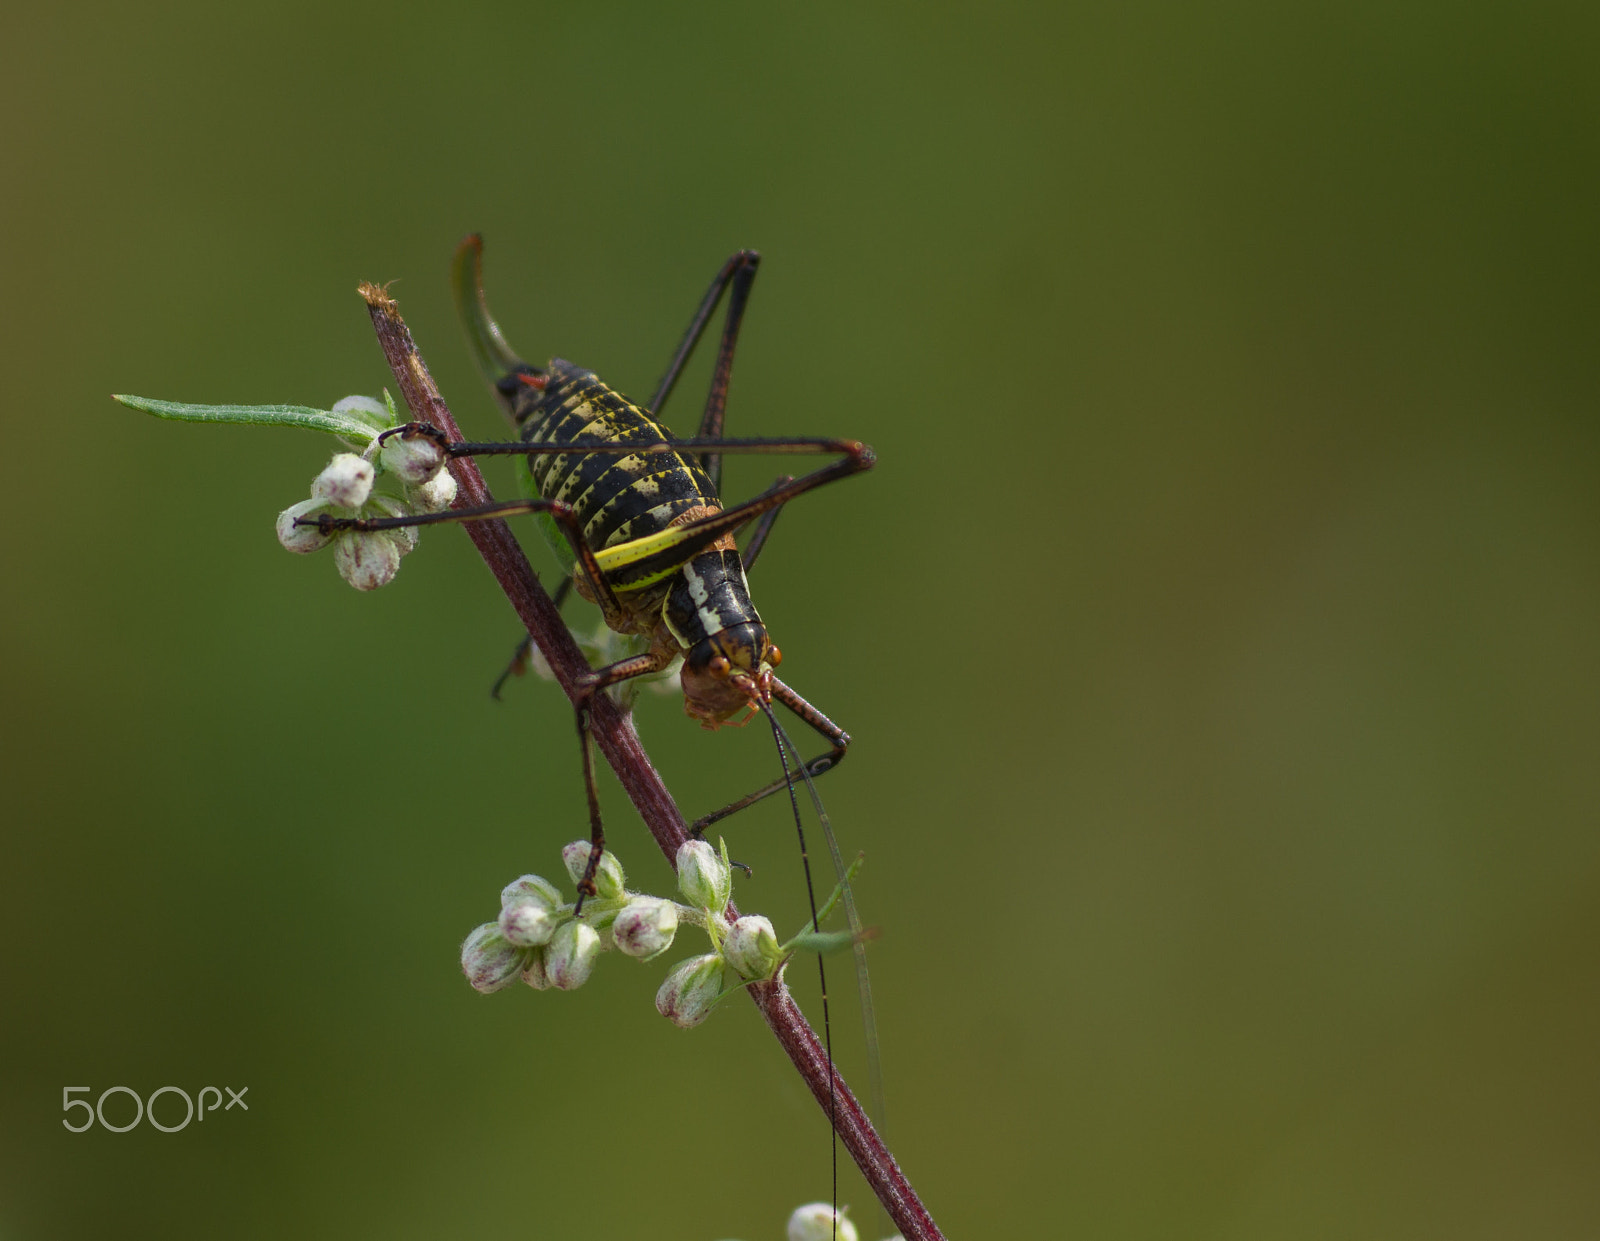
[521,949,552,990]
[500,900,558,948]
[612,897,679,960]
[461,923,525,994]
[675,839,731,912]
[408,468,458,514]
[788,1204,858,1241]
[545,919,601,990]
[722,914,783,980]
[311,452,375,509]
[562,841,626,900]
[364,493,417,555]
[334,530,401,591]
[379,428,448,484]
[276,498,333,553]
[654,954,727,1028]
[501,874,565,911]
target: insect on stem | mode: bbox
[358,265,942,1241]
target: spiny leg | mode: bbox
[306,493,630,633]
[691,253,759,491]
[425,431,870,590]
[649,252,762,480]
[569,646,679,906]
[692,678,850,835]
[742,475,793,573]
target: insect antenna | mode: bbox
[764,703,889,1240]
[766,709,887,1143]
[759,698,838,1233]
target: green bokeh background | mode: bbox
[4,3,1598,1237]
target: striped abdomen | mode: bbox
[518,359,718,554]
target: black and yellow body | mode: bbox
[312,238,873,895]
[507,358,782,726]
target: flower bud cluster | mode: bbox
[274,394,458,590]
[653,840,790,1029]
[461,838,798,1034]
[460,842,690,997]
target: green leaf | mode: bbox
[785,928,861,958]
[113,395,380,441]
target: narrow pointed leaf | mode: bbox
[113,395,380,440]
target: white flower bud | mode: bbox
[334,530,401,591]
[675,839,731,912]
[521,948,552,990]
[276,498,333,553]
[654,954,727,1028]
[311,452,375,508]
[526,641,556,682]
[501,874,565,911]
[500,900,558,948]
[331,394,391,435]
[545,918,601,990]
[461,923,525,994]
[407,467,458,514]
[365,493,417,555]
[722,914,783,980]
[788,1204,858,1241]
[379,427,448,484]
[612,897,679,960]
[562,842,626,900]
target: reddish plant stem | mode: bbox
[359,286,944,1241]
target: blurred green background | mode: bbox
[4,1,1598,1237]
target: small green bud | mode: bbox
[654,954,727,1028]
[407,468,458,514]
[787,1204,858,1241]
[675,839,731,912]
[276,498,333,553]
[378,426,448,485]
[334,530,401,591]
[545,918,601,990]
[722,914,783,980]
[312,452,375,508]
[612,897,679,960]
[562,841,625,900]
[461,923,525,994]
[501,874,565,911]
[500,899,558,948]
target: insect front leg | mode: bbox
[690,677,851,835]
[568,643,680,905]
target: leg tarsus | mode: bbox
[691,678,850,833]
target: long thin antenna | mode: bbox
[766,711,887,1145]
[758,703,838,1234]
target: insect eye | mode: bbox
[709,655,732,677]
[765,644,782,668]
